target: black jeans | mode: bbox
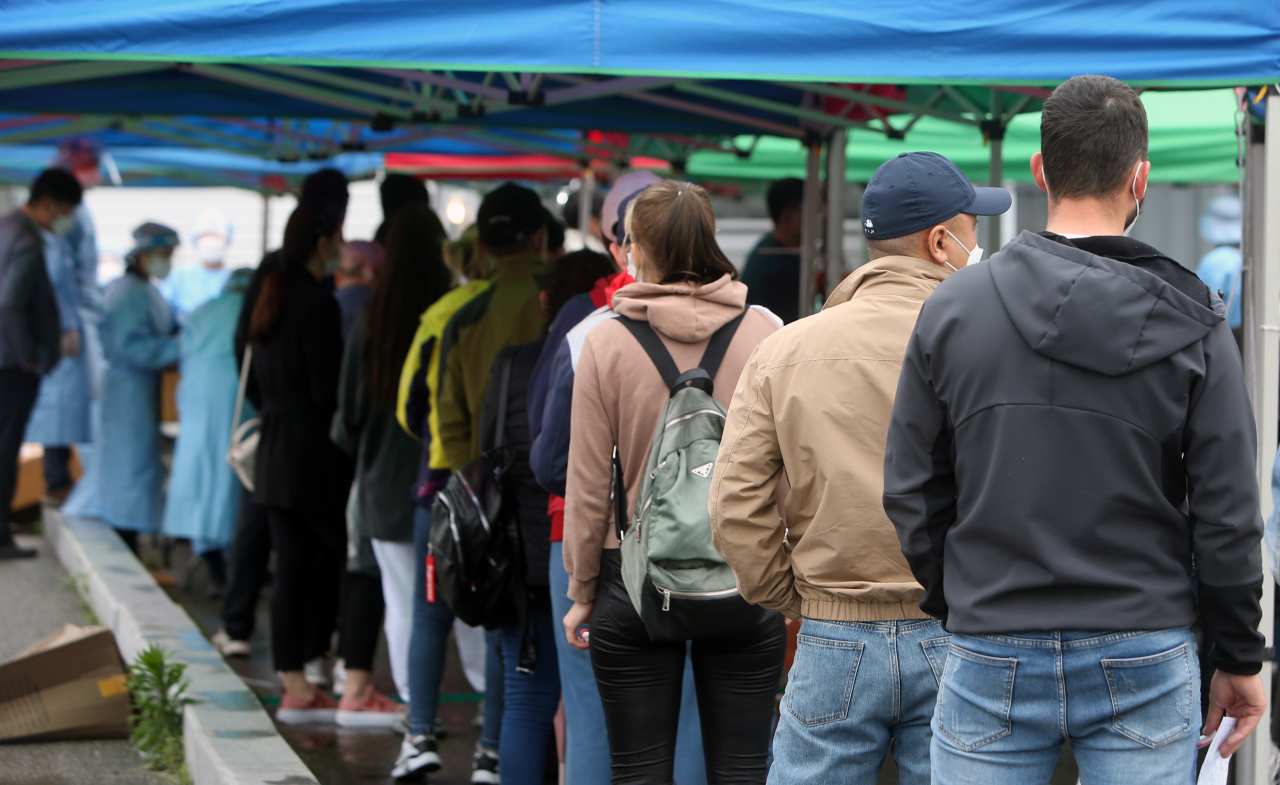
[42,446,73,492]
[221,495,272,642]
[589,551,786,784]
[266,506,344,672]
[0,369,40,543]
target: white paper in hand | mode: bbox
[1196,716,1237,785]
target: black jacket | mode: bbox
[479,337,551,587]
[249,267,352,522]
[884,230,1265,674]
[0,210,60,373]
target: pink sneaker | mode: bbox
[336,684,407,729]
[276,685,338,725]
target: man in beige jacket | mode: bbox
[710,152,1009,784]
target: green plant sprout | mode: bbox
[126,644,194,784]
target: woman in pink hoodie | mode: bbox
[561,180,786,783]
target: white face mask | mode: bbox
[148,255,172,280]
[625,248,638,281]
[944,229,983,270]
[323,241,345,276]
[50,212,75,237]
[1123,162,1144,237]
[195,235,227,265]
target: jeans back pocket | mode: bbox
[935,644,1017,752]
[1101,643,1195,748]
[921,636,951,686]
[785,635,863,727]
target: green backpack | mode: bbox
[613,310,775,641]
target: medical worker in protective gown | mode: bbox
[64,223,180,552]
[161,209,233,319]
[162,268,254,594]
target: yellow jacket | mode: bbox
[396,279,490,470]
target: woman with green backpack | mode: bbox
[561,180,787,783]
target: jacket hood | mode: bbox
[989,231,1223,376]
[612,273,747,343]
[823,254,950,311]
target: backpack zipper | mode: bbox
[657,583,739,610]
[662,409,725,432]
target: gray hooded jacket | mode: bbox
[884,230,1265,674]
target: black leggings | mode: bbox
[339,571,385,671]
[589,551,786,784]
[267,507,344,672]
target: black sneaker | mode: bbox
[0,544,37,560]
[391,733,440,782]
[470,749,499,784]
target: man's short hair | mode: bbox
[766,178,804,224]
[380,173,429,219]
[1040,75,1148,200]
[28,168,83,207]
[299,168,350,217]
[866,231,926,260]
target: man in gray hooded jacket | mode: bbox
[884,75,1266,783]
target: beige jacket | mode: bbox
[563,274,781,603]
[710,255,950,622]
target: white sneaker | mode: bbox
[304,656,332,688]
[471,749,499,784]
[331,657,348,696]
[211,628,250,658]
[391,733,441,781]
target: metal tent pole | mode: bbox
[799,137,823,318]
[987,90,1005,255]
[1237,92,1279,785]
[261,191,269,255]
[578,168,595,246]
[825,128,848,300]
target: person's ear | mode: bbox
[539,291,550,317]
[609,242,627,269]
[1135,160,1151,201]
[925,225,949,265]
[1031,152,1048,194]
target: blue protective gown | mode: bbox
[161,286,252,553]
[160,264,231,320]
[64,271,179,533]
[1195,245,1243,330]
[24,204,102,446]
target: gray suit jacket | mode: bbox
[0,209,60,373]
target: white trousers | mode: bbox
[370,538,488,699]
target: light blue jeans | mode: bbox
[548,541,706,785]
[932,628,1200,785]
[769,619,948,785]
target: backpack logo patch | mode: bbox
[691,462,714,478]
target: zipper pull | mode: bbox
[662,589,671,612]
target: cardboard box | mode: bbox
[160,368,180,424]
[0,625,131,742]
[11,445,84,511]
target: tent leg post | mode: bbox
[261,191,269,256]
[578,168,595,246]
[824,129,847,300]
[988,135,1003,252]
[799,137,823,318]
[1237,93,1278,785]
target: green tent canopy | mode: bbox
[687,89,1241,185]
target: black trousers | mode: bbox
[0,369,40,544]
[221,495,272,642]
[42,446,73,492]
[589,551,786,785]
[339,571,385,672]
[266,506,344,672]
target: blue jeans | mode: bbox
[932,628,1200,785]
[482,631,503,752]
[498,599,561,785]
[548,541,708,785]
[408,505,504,750]
[769,619,947,785]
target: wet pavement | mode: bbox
[152,538,488,785]
[0,531,168,785]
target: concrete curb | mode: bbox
[44,507,318,785]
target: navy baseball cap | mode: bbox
[862,152,1011,240]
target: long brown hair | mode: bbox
[249,204,337,345]
[362,203,452,409]
[626,180,737,286]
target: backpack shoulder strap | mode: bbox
[615,315,681,390]
[697,308,747,380]
[493,348,514,449]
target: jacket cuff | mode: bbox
[1199,579,1265,676]
[567,576,597,604]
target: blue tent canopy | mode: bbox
[1,1,1277,86]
